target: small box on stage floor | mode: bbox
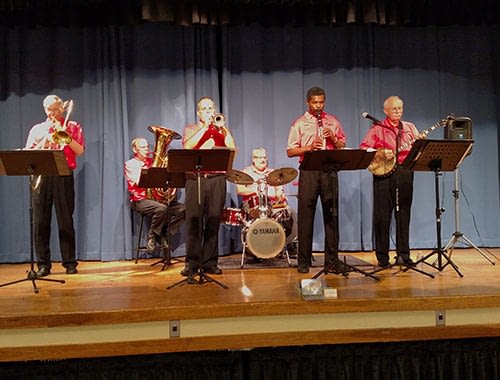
[300,278,332,301]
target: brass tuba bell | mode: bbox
[147,125,181,204]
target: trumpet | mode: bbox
[212,113,225,128]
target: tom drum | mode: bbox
[221,207,245,226]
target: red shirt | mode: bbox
[25,118,85,170]
[287,111,346,163]
[124,156,152,202]
[359,118,419,164]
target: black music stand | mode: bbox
[138,168,186,270]
[166,148,235,289]
[0,150,69,293]
[300,149,380,281]
[402,139,474,277]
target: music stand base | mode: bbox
[444,232,496,265]
[150,240,184,271]
[167,270,228,289]
[151,256,183,271]
[413,249,462,277]
[0,269,65,294]
[313,258,380,281]
[369,257,435,278]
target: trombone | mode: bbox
[51,99,74,145]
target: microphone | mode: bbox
[362,112,382,125]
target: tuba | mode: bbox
[147,125,181,204]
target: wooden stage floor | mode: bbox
[0,248,498,362]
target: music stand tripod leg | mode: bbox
[0,173,66,293]
[443,170,496,264]
[340,260,380,281]
[413,248,463,277]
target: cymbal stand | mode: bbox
[0,168,65,293]
[442,169,496,264]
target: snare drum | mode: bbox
[244,218,286,259]
[221,207,245,226]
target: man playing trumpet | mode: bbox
[24,95,85,277]
[181,96,236,277]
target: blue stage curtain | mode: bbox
[0,22,499,262]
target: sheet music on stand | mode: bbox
[402,139,473,172]
[300,148,375,172]
[0,149,71,176]
[167,148,235,174]
[138,168,186,189]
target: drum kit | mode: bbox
[223,167,298,267]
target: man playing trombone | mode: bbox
[24,94,85,277]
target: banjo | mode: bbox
[368,115,453,177]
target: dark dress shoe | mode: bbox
[377,260,391,268]
[297,263,310,273]
[396,256,416,267]
[325,260,350,276]
[66,266,78,274]
[203,266,222,275]
[36,267,50,277]
[180,266,191,277]
[180,265,199,277]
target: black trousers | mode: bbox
[32,174,77,270]
[297,169,339,266]
[184,175,226,269]
[373,167,414,260]
[131,199,185,238]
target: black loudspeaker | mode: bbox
[445,117,472,140]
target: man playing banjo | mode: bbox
[360,95,422,268]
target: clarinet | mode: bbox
[316,110,326,149]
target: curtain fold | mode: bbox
[1,1,499,27]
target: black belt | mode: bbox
[187,173,223,180]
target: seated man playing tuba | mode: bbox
[124,136,185,253]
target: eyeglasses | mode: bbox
[253,156,267,159]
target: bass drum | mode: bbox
[244,218,286,259]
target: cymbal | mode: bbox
[267,167,298,186]
[225,169,254,185]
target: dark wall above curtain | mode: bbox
[1,0,499,27]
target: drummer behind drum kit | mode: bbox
[223,167,298,268]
